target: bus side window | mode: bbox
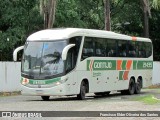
[81,37,94,60]
[107,39,116,57]
[117,40,127,57]
[145,42,152,57]
[128,41,136,57]
[66,36,82,73]
[138,42,146,58]
[95,38,106,57]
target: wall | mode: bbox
[152,61,160,85]
[0,62,160,92]
[0,62,21,92]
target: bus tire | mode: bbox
[135,78,142,94]
[41,96,50,101]
[127,78,135,95]
[77,81,86,100]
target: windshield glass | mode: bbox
[22,40,67,79]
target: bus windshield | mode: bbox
[22,40,67,79]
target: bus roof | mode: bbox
[27,28,151,42]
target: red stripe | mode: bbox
[117,60,122,70]
[123,71,129,80]
[126,60,132,70]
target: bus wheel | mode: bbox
[135,78,142,94]
[127,78,135,95]
[77,81,86,100]
[41,96,50,101]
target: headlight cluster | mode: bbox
[55,76,68,86]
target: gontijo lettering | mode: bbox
[87,60,116,71]
[94,62,112,69]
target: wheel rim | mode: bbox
[81,85,86,98]
[129,80,135,94]
[136,82,141,91]
[136,80,141,93]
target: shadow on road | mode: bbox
[26,90,152,102]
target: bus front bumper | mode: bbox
[21,84,68,96]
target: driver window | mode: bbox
[66,36,82,73]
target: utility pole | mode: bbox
[104,0,111,31]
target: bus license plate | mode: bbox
[35,90,44,95]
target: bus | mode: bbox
[13,28,153,100]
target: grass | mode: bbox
[133,95,160,105]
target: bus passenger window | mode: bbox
[95,38,106,57]
[107,39,116,57]
[81,37,94,60]
[138,42,146,58]
[128,41,136,57]
[146,42,152,57]
[118,41,127,57]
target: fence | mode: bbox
[0,62,160,92]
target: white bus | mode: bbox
[13,28,153,100]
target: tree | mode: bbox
[152,0,160,9]
[0,0,43,61]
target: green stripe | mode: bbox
[87,60,90,71]
[122,60,127,70]
[21,77,61,85]
[133,61,137,70]
[87,60,153,71]
[133,60,153,70]
[119,71,124,80]
[137,61,153,70]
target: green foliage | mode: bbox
[0,0,160,61]
[149,9,160,60]
[0,0,43,61]
[111,0,143,36]
[55,0,104,29]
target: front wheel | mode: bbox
[77,81,86,100]
[41,96,50,101]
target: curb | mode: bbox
[0,91,21,96]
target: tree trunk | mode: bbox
[141,0,150,38]
[48,0,57,28]
[104,0,111,31]
[40,0,57,29]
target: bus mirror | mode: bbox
[13,46,24,61]
[62,44,75,60]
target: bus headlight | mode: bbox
[22,78,29,85]
[55,76,68,86]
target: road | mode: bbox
[0,89,160,119]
